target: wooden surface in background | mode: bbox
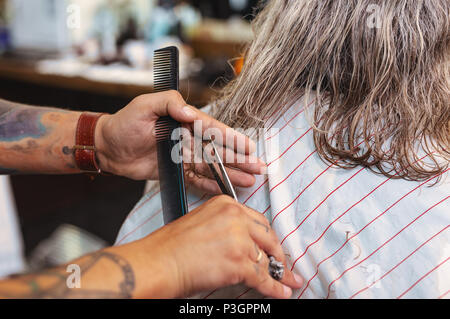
[0,57,215,107]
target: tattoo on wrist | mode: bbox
[0,252,136,299]
[62,146,73,155]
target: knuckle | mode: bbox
[226,206,241,219]
[226,234,252,259]
[215,194,235,204]
[133,94,147,104]
[258,275,270,288]
[227,243,246,261]
[260,216,271,227]
[228,272,242,286]
[241,266,254,285]
[257,216,271,229]
[222,203,242,218]
[268,241,284,258]
[206,195,229,210]
[167,90,183,101]
[269,229,280,244]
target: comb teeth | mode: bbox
[154,46,180,141]
[153,46,179,93]
[155,117,180,141]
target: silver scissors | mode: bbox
[204,138,238,201]
[203,139,284,281]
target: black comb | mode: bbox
[153,46,188,224]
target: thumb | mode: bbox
[141,90,197,123]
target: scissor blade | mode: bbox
[206,161,228,194]
[210,140,238,201]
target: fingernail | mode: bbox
[283,285,292,298]
[258,158,267,166]
[182,106,196,119]
[294,273,303,286]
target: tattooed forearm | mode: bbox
[0,251,135,299]
[0,102,48,142]
[0,98,82,174]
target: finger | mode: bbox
[239,205,271,230]
[210,145,267,175]
[182,132,264,175]
[137,91,256,154]
[245,253,292,299]
[279,267,304,290]
[246,219,286,265]
[184,107,256,155]
[255,272,293,299]
[219,166,256,188]
[183,142,260,187]
[188,162,256,188]
[184,170,222,194]
[247,233,302,290]
[139,91,197,122]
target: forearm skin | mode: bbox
[0,239,175,299]
[0,98,83,174]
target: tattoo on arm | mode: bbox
[0,99,76,175]
[0,100,48,142]
[0,252,135,299]
[0,99,49,174]
[62,146,73,155]
[253,219,269,233]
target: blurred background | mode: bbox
[0,0,262,274]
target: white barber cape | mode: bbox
[115,97,449,299]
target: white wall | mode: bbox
[8,0,71,51]
[7,0,156,50]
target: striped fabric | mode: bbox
[115,97,449,299]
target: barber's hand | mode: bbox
[95,91,266,193]
[140,195,303,299]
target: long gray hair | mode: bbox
[212,0,449,181]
